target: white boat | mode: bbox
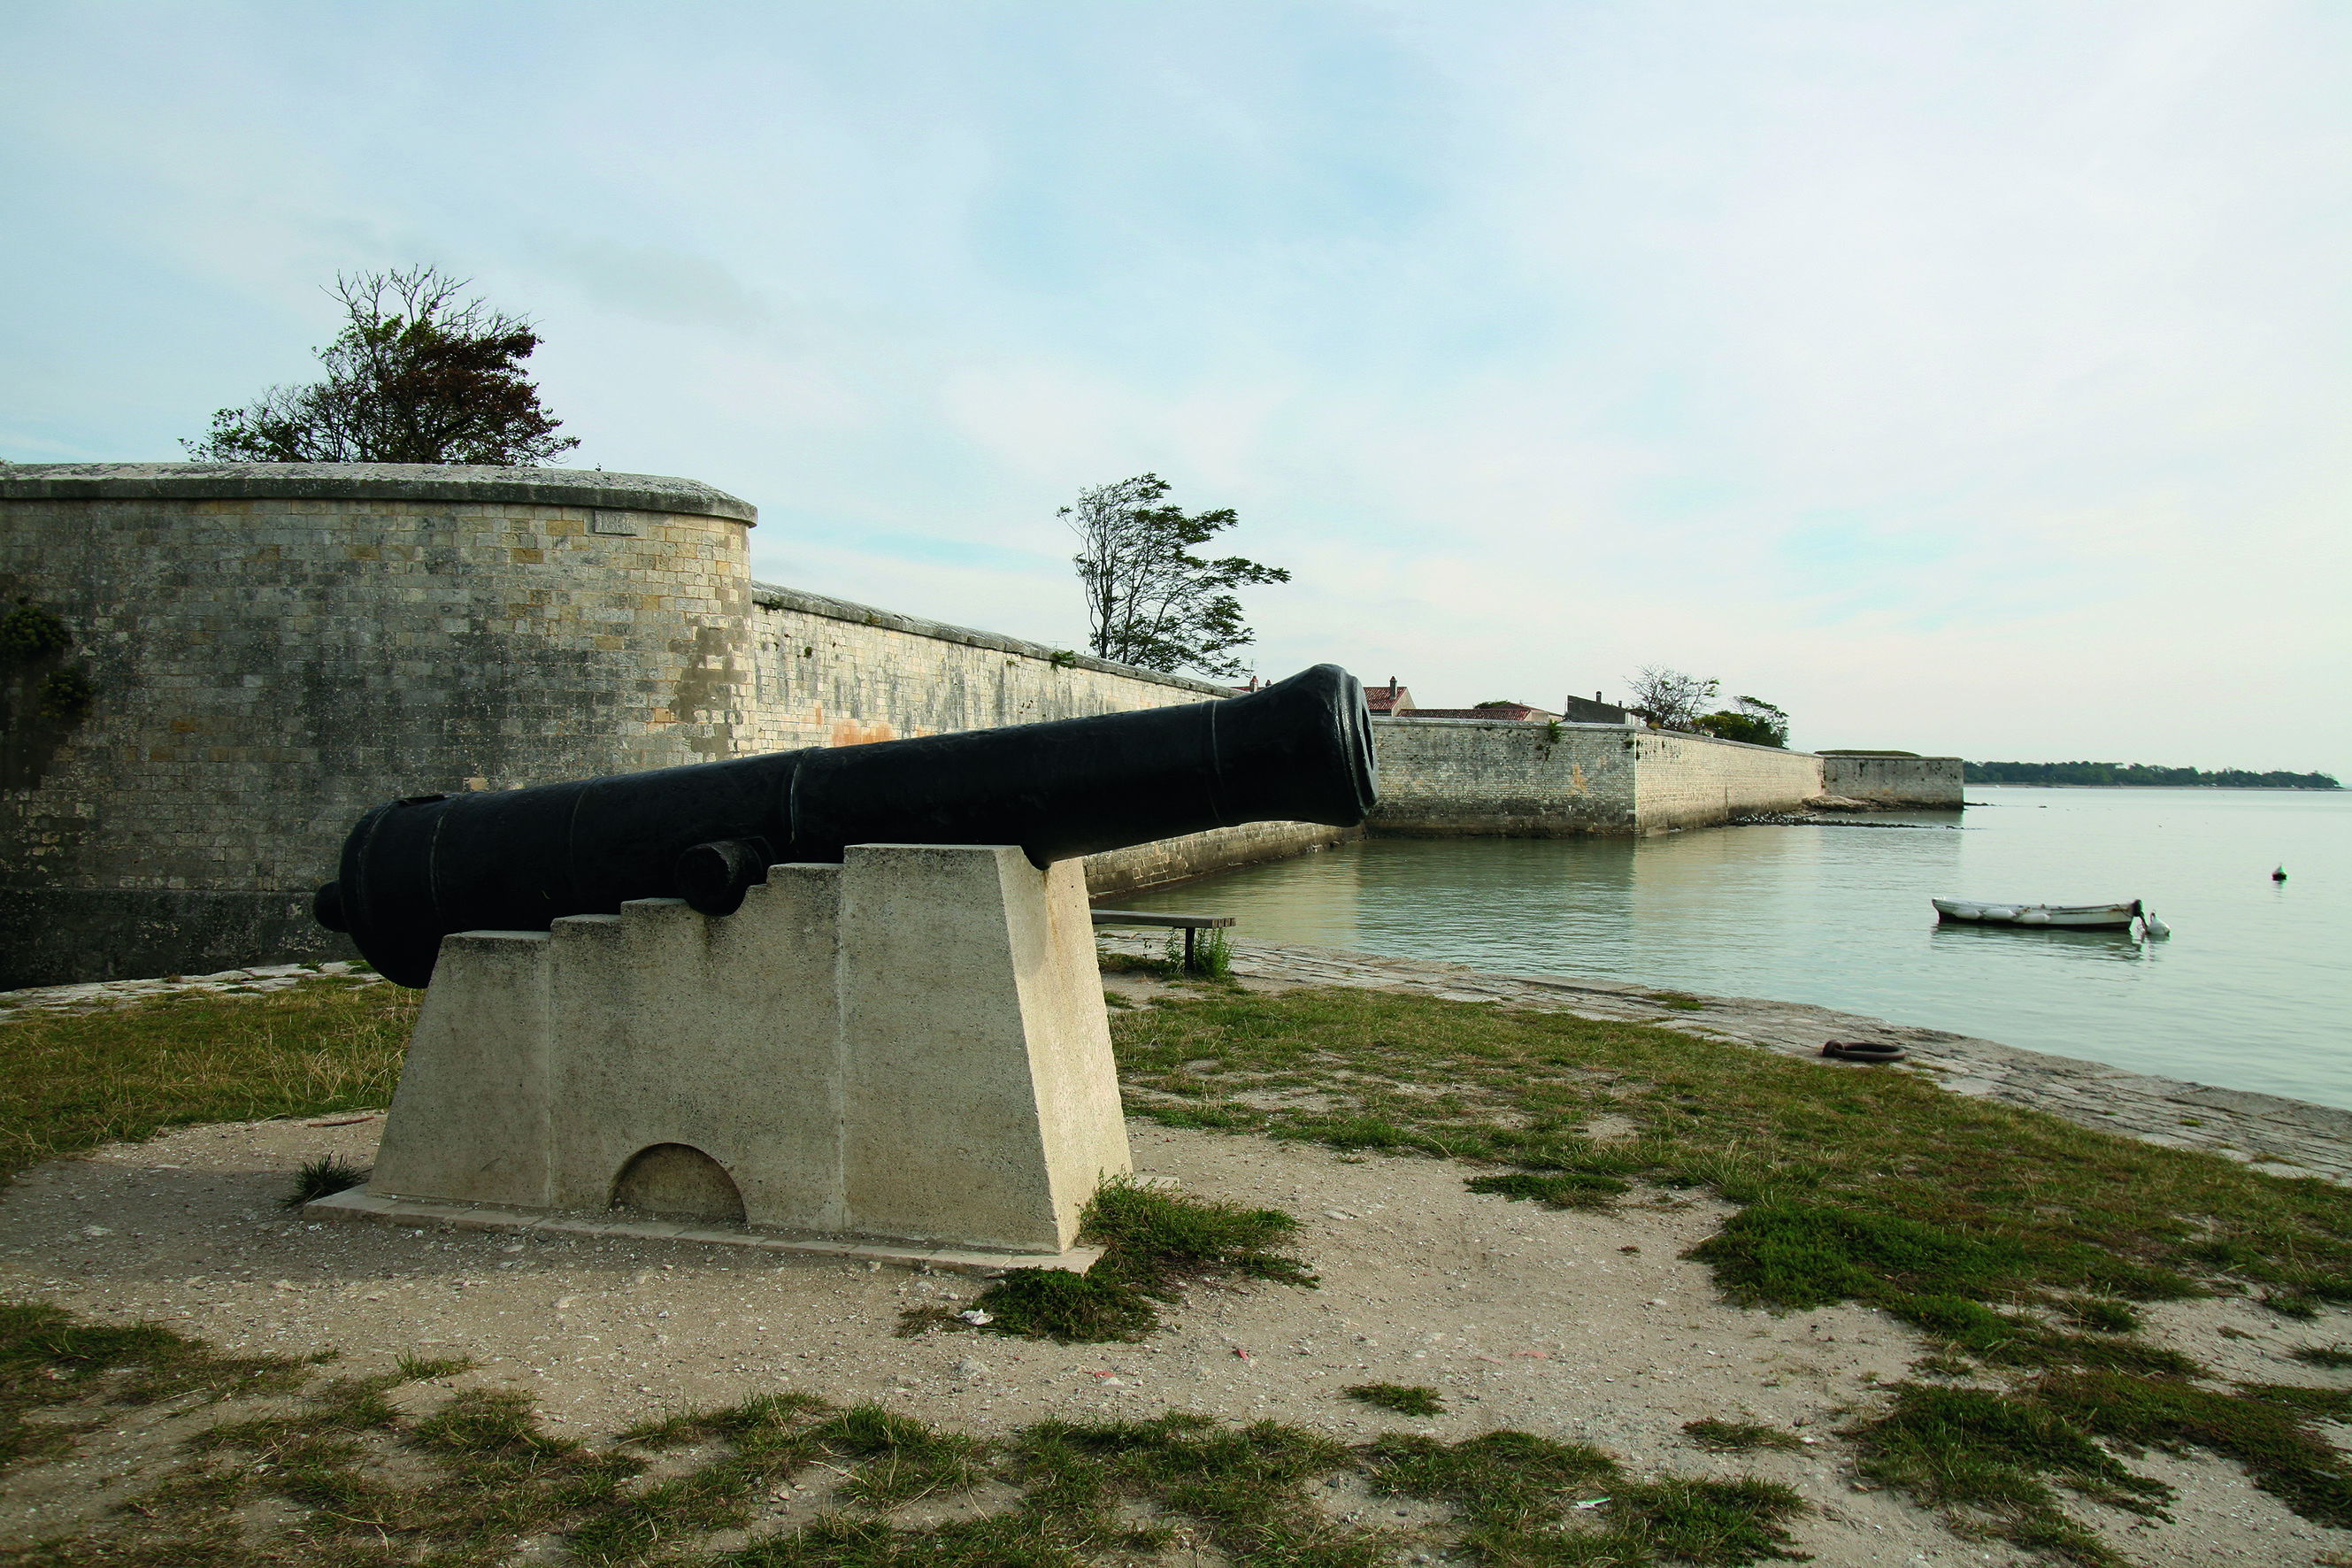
[1933,897,2156,932]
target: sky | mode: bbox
[4,1,2347,772]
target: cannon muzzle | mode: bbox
[317,663,1376,986]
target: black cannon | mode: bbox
[315,663,1377,988]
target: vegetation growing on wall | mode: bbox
[1967,760,2340,789]
[0,596,94,787]
[0,602,71,665]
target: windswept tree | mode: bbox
[1697,695,1792,748]
[184,266,579,465]
[1625,666,1720,731]
[1064,473,1288,679]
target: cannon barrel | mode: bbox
[315,663,1376,987]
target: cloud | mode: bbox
[0,0,2345,770]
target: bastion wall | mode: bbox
[1368,719,1826,835]
[733,583,1347,895]
[1630,729,1831,831]
[0,465,1334,988]
[1367,719,1641,834]
[1820,754,1966,808]
[0,462,1931,990]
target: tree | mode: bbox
[1696,695,1791,748]
[1625,666,1719,731]
[184,266,579,465]
[1064,473,1288,679]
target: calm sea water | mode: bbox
[1117,788,2352,1109]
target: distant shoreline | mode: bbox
[1972,782,2343,792]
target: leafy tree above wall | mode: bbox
[183,266,577,466]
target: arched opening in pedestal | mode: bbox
[611,1142,746,1224]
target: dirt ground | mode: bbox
[4,1102,2350,1566]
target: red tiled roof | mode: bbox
[1364,681,1413,714]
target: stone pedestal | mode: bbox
[311,844,1130,1267]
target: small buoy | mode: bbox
[2273,866,2288,882]
[2142,911,2171,940]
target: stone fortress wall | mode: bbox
[1366,719,1641,834]
[734,581,1349,896]
[0,465,1341,988]
[1366,718,1829,835]
[1,465,761,988]
[0,463,1954,989]
[1630,728,1834,831]
[1820,753,1967,808]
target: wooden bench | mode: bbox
[1089,910,1235,974]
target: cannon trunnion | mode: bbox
[317,663,1377,988]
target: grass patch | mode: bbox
[18,949,2352,1564]
[280,1152,369,1210]
[2292,1344,2352,1369]
[1106,984,2352,1559]
[0,1304,1807,1567]
[1849,1383,2161,1565]
[0,1302,310,1473]
[2060,1297,2143,1334]
[1345,1383,1444,1417]
[1012,1410,1364,1564]
[2040,1372,2352,1526]
[1683,1419,1805,1453]
[1108,987,2352,1308]
[1095,948,1180,980]
[1111,983,2352,1312]
[909,1176,1315,1344]
[1851,1373,2352,1563]
[1367,1429,1807,1563]
[1466,1169,1632,1210]
[1649,991,1710,1011]
[0,975,412,1187]
[949,1269,1159,1344]
[1164,927,1235,979]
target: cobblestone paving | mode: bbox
[1101,933,2352,1187]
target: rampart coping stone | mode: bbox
[750,581,1230,698]
[0,461,757,523]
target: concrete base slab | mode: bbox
[304,1186,1102,1274]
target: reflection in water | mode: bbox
[1117,788,2352,1110]
[1926,922,2149,963]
